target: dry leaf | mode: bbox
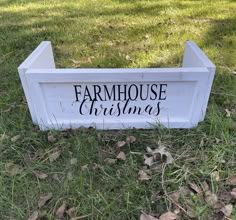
[11,135,21,142]
[66,207,76,218]
[205,190,218,206]
[227,175,236,185]
[27,211,39,220]
[49,148,62,162]
[220,204,233,217]
[230,188,236,199]
[211,171,220,181]
[33,170,48,180]
[117,141,126,148]
[70,158,78,165]
[126,136,136,144]
[116,152,126,161]
[144,156,154,167]
[201,181,209,192]
[225,109,231,117]
[56,201,66,219]
[92,163,102,170]
[104,158,117,164]
[213,201,225,209]
[67,171,73,180]
[47,134,56,143]
[81,164,88,171]
[138,170,151,181]
[169,191,180,202]
[159,211,177,220]
[70,59,80,65]
[38,192,53,208]
[146,146,173,164]
[5,162,23,176]
[218,192,233,203]
[86,57,92,63]
[189,183,202,194]
[140,213,158,220]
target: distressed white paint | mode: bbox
[18,41,215,130]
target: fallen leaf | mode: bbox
[117,141,126,148]
[144,156,154,167]
[11,135,21,142]
[140,213,158,220]
[213,201,225,209]
[146,146,173,164]
[49,148,62,162]
[92,163,102,170]
[86,57,92,63]
[33,170,48,180]
[159,211,177,220]
[220,204,233,217]
[70,158,78,165]
[225,109,231,117]
[27,211,39,220]
[230,188,236,199]
[116,152,126,161]
[67,171,73,180]
[126,136,136,144]
[218,192,233,203]
[205,190,218,206]
[189,183,202,194]
[55,201,66,219]
[169,191,180,202]
[227,175,236,185]
[38,192,53,208]
[47,134,56,143]
[70,59,80,65]
[201,181,209,192]
[179,186,191,196]
[138,170,151,181]
[104,158,117,164]
[66,207,76,218]
[5,162,23,176]
[211,171,220,181]
[81,164,88,171]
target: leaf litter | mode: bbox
[38,192,53,208]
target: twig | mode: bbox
[161,163,191,217]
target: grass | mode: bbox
[0,0,236,219]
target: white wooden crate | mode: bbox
[18,41,215,130]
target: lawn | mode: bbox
[0,0,236,219]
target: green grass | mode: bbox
[0,0,236,219]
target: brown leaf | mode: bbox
[104,158,117,164]
[230,188,236,199]
[218,192,233,203]
[33,170,48,180]
[27,211,39,220]
[144,156,154,167]
[81,164,88,171]
[66,207,76,218]
[116,152,126,161]
[169,191,180,202]
[140,213,158,220]
[146,146,173,164]
[201,181,209,192]
[70,59,80,65]
[38,192,53,208]
[211,171,220,181]
[70,158,78,165]
[213,201,225,209]
[55,201,66,219]
[227,175,236,185]
[5,162,23,176]
[159,211,177,220]
[47,134,56,143]
[205,190,218,206]
[11,135,21,142]
[67,171,73,180]
[49,148,62,162]
[126,136,136,144]
[189,183,202,194]
[220,204,233,217]
[117,141,126,148]
[138,170,151,181]
[225,109,231,117]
